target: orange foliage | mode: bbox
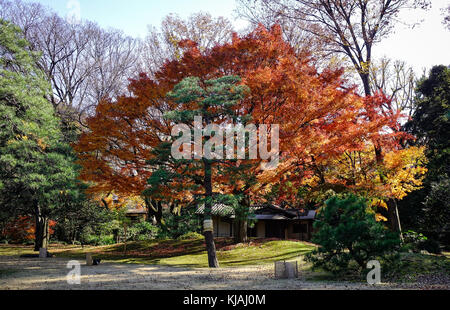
[75,24,410,207]
[2,216,56,243]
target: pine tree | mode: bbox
[0,19,77,250]
[147,76,249,268]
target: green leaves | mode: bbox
[306,194,401,276]
[0,19,78,219]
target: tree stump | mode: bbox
[275,261,298,279]
[86,253,93,266]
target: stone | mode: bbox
[39,248,47,258]
[86,253,93,266]
[275,260,298,279]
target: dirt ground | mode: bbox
[0,256,447,290]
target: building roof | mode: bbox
[196,203,316,220]
[299,210,316,220]
[126,209,147,215]
[196,204,235,217]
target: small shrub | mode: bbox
[99,235,115,245]
[403,230,427,253]
[403,230,441,254]
[400,243,415,253]
[305,195,401,277]
[84,234,100,246]
[23,239,34,246]
[419,238,442,254]
[126,221,159,241]
[177,232,204,240]
[157,208,202,239]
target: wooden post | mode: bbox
[86,253,93,266]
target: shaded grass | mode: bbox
[303,251,450,283]
[384,252,450,283]
[0,238,316,268]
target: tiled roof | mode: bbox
[196,203,316,220]
[196,204,235,217]
[126,209,147,214]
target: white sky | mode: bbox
[376,0,450,75]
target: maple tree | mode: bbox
[75,24,421,266]
[2,216,56,244]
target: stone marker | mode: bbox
[86,253,93,266]
[275,260,298,279]
[39,248,47,258]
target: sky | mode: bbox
[23,0,450,75]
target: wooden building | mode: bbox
[197,204,316,241]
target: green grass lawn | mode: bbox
[0,238,317,268]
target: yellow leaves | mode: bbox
[375,214,388,222]
[359,61,371,74]
[37,138,47,150]
[369,199,388,222]
[371,198,388,210]
[384,146,428,200]
[302,175,320,188]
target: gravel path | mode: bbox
[0,256,447,290]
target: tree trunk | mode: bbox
[203,159,219,268]
[34,203,49,251]
[233,219,248,244]
[387,199,404,242]
[204,230,219,268]
[360,72,372,97]
[123,224,127,254]
[145,198,163,225]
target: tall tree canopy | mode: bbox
[400,65,450,240]
[0,19,77,250]
[74,25,412,266]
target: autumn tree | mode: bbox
[236,0,430,96]
[75,25,401,252]
[236,1,431,233]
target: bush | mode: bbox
[177,232,204,240]
[126,221,159,241]
[305,195,401,277]
[99,235,115,245]
[403,230,442,254]
[403,230,427,252]
[157,207,202,239]
[419,238,442,254]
